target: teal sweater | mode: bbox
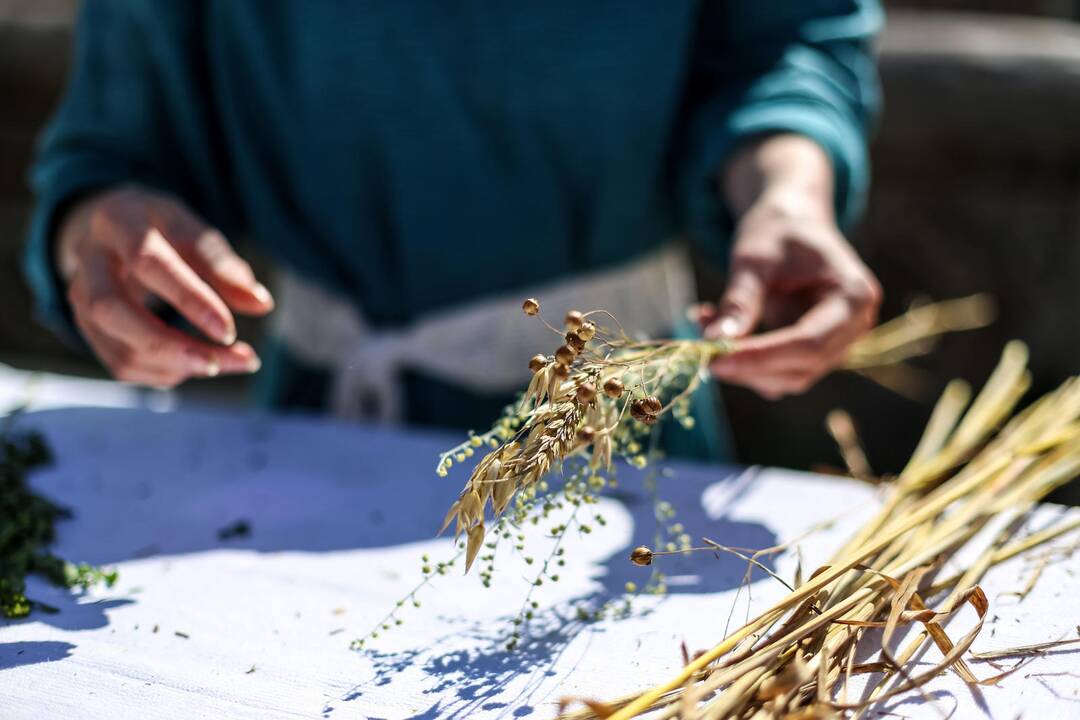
[24,1,880,446]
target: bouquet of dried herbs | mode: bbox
[438,299,729,573]
[354,295,995,651]
[440,293,996,573]
[0,417,117,618]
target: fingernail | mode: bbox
[718,317,742,338]
[246,355,262,373]
[205,313,236,345]
[185,350,214,377]
[252,283,273,305]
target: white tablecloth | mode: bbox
[0,405,1077,719]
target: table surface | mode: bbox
[0,398,1078,719]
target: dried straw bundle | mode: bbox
[558,340,1080,719]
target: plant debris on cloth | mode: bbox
[216,519,252,541]
[0,420,117,618]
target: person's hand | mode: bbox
[698,135,882,400]
[57,185,274,388]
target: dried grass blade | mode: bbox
[971,630,1080,662]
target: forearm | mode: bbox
[722,134,835,221]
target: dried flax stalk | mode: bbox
[560,340,1080,719]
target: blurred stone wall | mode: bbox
[891,0,1080,17]
[1,2,1078,495]
[0,0,77,366]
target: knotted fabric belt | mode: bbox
[273,243,696,423]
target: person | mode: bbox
[24,1,883,459]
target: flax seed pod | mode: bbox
[576,382,597,405]
[565,331,586,353]
[555,344,576,366]
[630,546,653,566]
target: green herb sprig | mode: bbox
[1,422,117,618]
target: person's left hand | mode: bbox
[697,162,882,400]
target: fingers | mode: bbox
[80,322,205,389]
[93,189,273,336]
[711,292,872,398]
[704,260,769,340]
[96,292,260,376]
[78,323,170,387]
[185,227,275,317]
[701,184,883,400]
[122,227,238,344]
[66,187,269,389]
[69,253,261,388]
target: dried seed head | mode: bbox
[577,321,596,341]
[465,523,485,573]
[630,400,647,421]
[554,345,576,365]
[576,425,596,443]
[641,414,658,426]
[576,382,597,405]
[528,354,547,373]
[564,310,584,330]
[603,378,624,399]
[553,362,571,379]
[522,298,540,316]
[630,546,653,566]
[565,331,586,353]
[642,395,662,415]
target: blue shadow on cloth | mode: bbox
[10,407,778,716]
[324,465,775,718]
[2,587,133,635]
[0,641,75,670]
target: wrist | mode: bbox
[754,182,835,225]
[723,133,835,222]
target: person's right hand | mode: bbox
[57,185,274,388]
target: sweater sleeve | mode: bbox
[678,0,883,255]
[23,0,227,346]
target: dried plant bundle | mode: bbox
[557,340,1080,719]
[441,295,996,575]
[439,298,732,572]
